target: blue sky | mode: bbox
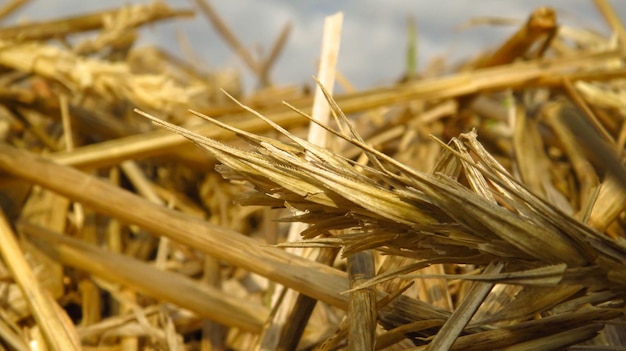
[6,1,626,91]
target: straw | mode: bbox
[1,2,626,349]
[0,210,80,351]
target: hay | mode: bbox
[0,0,624,350]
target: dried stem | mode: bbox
[194,0,260,75]
[0,0,29,23]
[0,2,193,41]
[0,211,80,351]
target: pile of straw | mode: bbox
[0,1,624,350]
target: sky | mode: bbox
[5,1,626,91]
